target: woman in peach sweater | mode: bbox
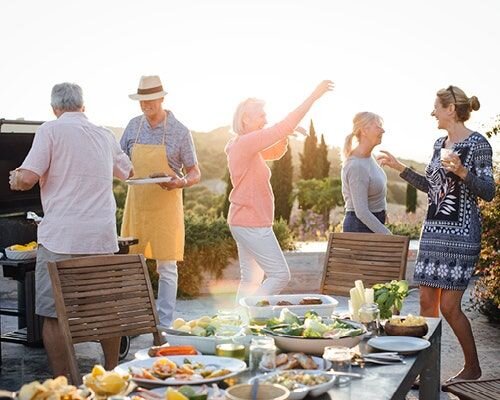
[225,80,333,302]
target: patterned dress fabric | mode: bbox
[400,132,495,290]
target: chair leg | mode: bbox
[66,344,81,386]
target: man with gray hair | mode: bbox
[9,82,133,377]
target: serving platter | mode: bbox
[115,355,246,387]
[126,177,172,185]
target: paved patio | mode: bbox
[1,276,499,399]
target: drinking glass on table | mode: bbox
[249,336,276,374]
[323,346,353,386]
[215,325,246,361]
[217,309,242,327]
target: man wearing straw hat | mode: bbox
[120,75,200,328]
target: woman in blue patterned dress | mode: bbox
[378,85,495,383]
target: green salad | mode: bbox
[265,309,364,338]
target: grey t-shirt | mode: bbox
[341,156,390,234]
[120,111,197,176]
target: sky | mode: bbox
[1,0,499,162]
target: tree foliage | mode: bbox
[299,120,319,180]
[295,178,344,223]
[473,168,500,322]
[406,182,417,213]
[317,134,331,179]
[220,169,233,219]
[270,143,294,222]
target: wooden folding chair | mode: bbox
[48,254,162,385]
[320,232,410,296]
[441,378,500,400]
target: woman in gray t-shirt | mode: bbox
[341,112,391,234]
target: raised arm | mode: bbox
[261,138,288,161]
[235,80,334,155]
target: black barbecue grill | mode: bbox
[0,118,137,362]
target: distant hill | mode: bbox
[191,126,426,183]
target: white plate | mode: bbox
[115,355,247,386]
[147,386,225,399]
[249,370,335,400]
[126,177,172,185]
[367,336,430,354]
[135,345,201,360]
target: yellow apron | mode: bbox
[121,116,184,260]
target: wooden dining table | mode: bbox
[226,317,442,400]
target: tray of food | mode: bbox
[5,241,38,260]
[239,294,338,320]
[115,355,247,387]
[261,309,365,355]
[248,370,335,400]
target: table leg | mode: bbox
[419,320,441,399]
[25,271,43,346]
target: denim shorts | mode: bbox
[342,210,387,233]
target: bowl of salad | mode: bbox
[262,309,365,356]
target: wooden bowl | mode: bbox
[384,320,428,337]
[225,383,290,400]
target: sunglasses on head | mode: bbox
[447,85,457,104]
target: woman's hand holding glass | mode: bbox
[441,152,468,179]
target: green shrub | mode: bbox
[273,218,296,251]
[473,169,500,323]
[178,214,237,297]
[295,178,343,224]
[387,222,422,239]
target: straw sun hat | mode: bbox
[129,75,167,101]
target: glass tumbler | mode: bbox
[249,336,276,373]
[359,302,380,336]
[323,346,352,386]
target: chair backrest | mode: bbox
[320,232,409,296]
[48,254,161,385]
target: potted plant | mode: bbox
[372,280,409,319]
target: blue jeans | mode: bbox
[343,210,386,233]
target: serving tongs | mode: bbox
[158,327,197,336]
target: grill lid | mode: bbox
[0,119,44,217]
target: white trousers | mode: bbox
[156,260,178,328]
[230,226,291,303]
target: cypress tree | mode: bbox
[220,169,233,219]
[406,180,417,213]
[299,120,318,180]
[271,143,294,222]
[316,134,330,178]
